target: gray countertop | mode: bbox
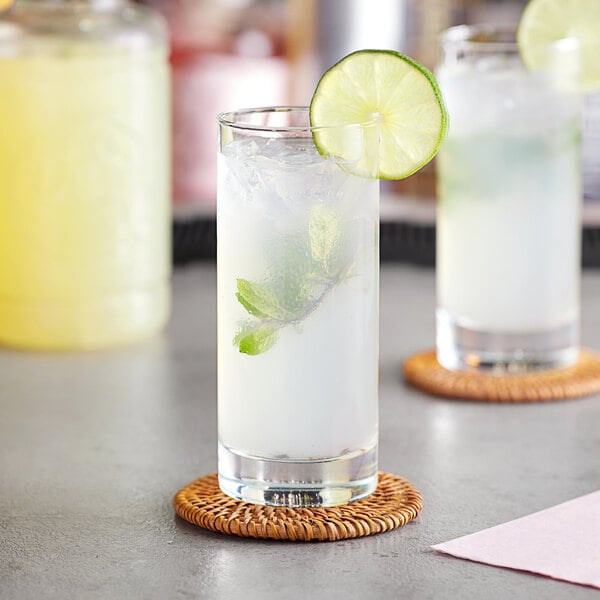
[1,263,599,600]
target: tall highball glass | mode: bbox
[436,25,582,373]
[217,107,379,506]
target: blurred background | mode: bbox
[138,0,527,211]
[139,0,596,265]
[147,0,599,264]
[3,0,598,265]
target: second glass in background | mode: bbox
[436,24,582,372]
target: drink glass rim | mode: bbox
[440,23,579,54]
[217,106,375,135]
[441,24,519,52]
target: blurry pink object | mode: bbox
[172,51,288,208]
[140,0,289,211]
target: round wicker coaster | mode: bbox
[173,472,422,542]
[403,349,600,402]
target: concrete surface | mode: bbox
[1,264,599,599]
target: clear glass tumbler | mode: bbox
[436,25,582,373]
[217,107,379,506]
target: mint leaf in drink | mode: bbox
[237,325,279,356]
[236,278,287,319]
[233,208,357,356]
[233,267,350,355]
[309,204,340,273]
[269,242,316,313]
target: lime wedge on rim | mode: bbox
[309,49,448,180]
[517,0,600,92]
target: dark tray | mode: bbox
[173,218,600,268]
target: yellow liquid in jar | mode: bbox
[0,45,171,350]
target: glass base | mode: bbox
[436,309,579,374]
[218,442,378,507]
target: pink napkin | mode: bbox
[432,490,600,589]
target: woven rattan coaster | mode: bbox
[403,349,600,402]
[173,472,422,542]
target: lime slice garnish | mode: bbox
[309,49,448,180]
[517,0,600,92]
